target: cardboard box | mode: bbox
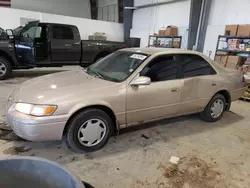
[226,56,244,69]
[225,25,238,36]
[227,56,244,65]
[159,30,166,36]
[221,56,228,66]
[215,55,227,67]
[237,25,250,36]
[226,62,238,69]
[165,26,178,36]
[94,32,106,36]
[159,26,178,36]
[215,55,221,62]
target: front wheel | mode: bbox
[66,109,114,153]
[200,94,226,122]
[0,57,12,80]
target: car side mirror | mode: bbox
[130,76,151,86]
[6,29,14,39]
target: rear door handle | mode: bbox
[212,83,218,86]
[171,88,180,92]
[72,42,80,46]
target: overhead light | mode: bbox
[124,7,138,10]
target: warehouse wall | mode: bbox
[11,0,91,18]
[41,13,123,41]
[0,7,124,41]
[203,0,250,59]
[97,0,118,22]
[130,0,190,48]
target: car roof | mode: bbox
[121,47,202,56]
[40,22,76,27]
[121,47,227,74]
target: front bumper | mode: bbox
[6,106,68,142]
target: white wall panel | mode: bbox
[209,0,250,25]
[0,7,124,42]
[41,13,123,41]
[97,0,118,22]
[98,0,117,7]
[131,0,190,47]
[11,0,91,18]
[203,25,225,59]
[0,8,41,29]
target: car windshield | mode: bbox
[86,51,148,82]
[13,26,23,36]
[85,51,149,82]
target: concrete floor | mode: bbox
[0,67,250,188]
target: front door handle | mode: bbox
[212,83,218,86]
[65,44,72,47]
[171,88,180,92]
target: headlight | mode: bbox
[15,103,57,116]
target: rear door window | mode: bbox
[178,54,216,78]
[52,25,74,40]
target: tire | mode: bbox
[66,108,114,153]
[0,57,12,80]
[200,94,226,122]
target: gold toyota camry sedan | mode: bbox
[6,48,245,152]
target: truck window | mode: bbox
[35,27,42,38]
[20,25,37,38]
[52,26,74,40]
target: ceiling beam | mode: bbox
[135,0,187,9]
[90,0,97,20]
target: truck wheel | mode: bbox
[66,108,114,153]
[0,57,12,80]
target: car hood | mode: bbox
[12,70,117,104]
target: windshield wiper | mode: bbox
[94,71,104,79]
[84,68,120,82]
[85,68,104,79]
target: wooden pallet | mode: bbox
[240,96,250,101]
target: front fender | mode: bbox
[68,99,113,117]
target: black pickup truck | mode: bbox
[0,21,126,80]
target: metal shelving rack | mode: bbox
[148,35,182,48]
[215,35,250,100]
[215,35,250,58]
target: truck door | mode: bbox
[15,21,39,66]
[50,25,81,64]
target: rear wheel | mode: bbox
[66,108,114,153]
[200,94,226,122]
[0,57,12,80]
